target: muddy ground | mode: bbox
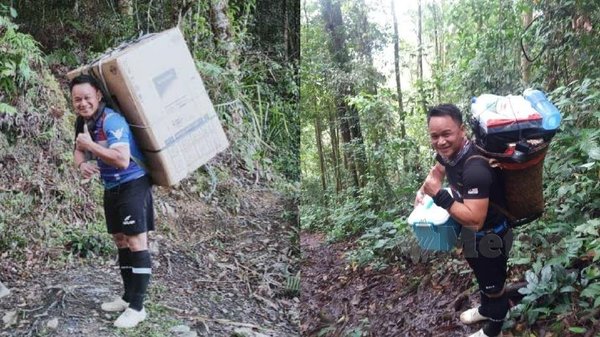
[0,184,299,337]
[299,232,595,337]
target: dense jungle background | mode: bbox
[300,0,599,336]
[0,1,300,336]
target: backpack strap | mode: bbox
[465,154,517,224]
[103,111,151,175]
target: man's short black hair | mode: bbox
[69,74,101,92]
[427,104,463,126]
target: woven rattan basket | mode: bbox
[474,142,549,226]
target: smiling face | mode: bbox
[428,115,466,159]
[71,83,102,120]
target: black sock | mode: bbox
[480,294,509,336]
[483,321,503,337]
[118,248,132,303]
[129,250,152,311]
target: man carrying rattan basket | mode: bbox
[415,104,512,337]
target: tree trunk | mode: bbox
[391,0,408,172]
[354,0,377,95]
[439,0,446,72]
[347,102,367,187]
[284,0,301,63]
[315,117,327,191]
[391,0,406,140]
[320,0,350,66]
[210,0,237,70]
[521,9,532,84]
[116,0,133,16]
[329,110,342,193]
[320,0,366,189]
[209,0,243,126]
[417,0,426,114]
[338,103,360,188]
[431,1,441,101]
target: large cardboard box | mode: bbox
[67,27,229,186]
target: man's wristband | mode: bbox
[432,189,455,210]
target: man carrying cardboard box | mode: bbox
[71,74,153,329]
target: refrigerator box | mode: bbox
[67,27,229,186]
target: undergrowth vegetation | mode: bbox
[301,0,599,333]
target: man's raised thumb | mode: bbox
[83,123,89,135]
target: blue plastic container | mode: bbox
[523,88,561,130]
[408,191,461,251]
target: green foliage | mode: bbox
[0,3,18,19]
[0,16,42,98]
[0,191,33,252]
[511,261,578,325]
[237,58,300,180]
[63,227,113,258]
[284,272,301,297]
[439,0,522,103]
[327,190,378,240]
[179,1,299,181]
[301,187,380,239]
[347,219,411,268]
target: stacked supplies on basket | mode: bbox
[470,90,559,153]
[469,89,561,226]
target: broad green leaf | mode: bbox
[510,257,531,265]
[582,265,600,281]
[581,282,600,299]
[518,287,531,295]
[373,239,387,249]
[541,265,552,283]
[568,327,586,334]
[587,147,600,160]
[560,285,576,293]
[317,326,336,337]
[574,219,600,237]
[579,162,595,169]
[0,103,17,115]
[530,307,551,315]
[525,270,539,285]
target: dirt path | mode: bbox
[0,185,299,337]
[300,232,495,337]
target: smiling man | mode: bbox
[70,74,154,329]
[415,104,512,337]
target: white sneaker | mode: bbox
[468,329,502,337]
[101,297,129,312]
[460,307,489,324]
[114,307,146,328]
[0,282,10,299]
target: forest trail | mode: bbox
[300,232,532,337]
[0,185,299,337]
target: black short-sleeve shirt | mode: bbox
[436,143,506,230]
